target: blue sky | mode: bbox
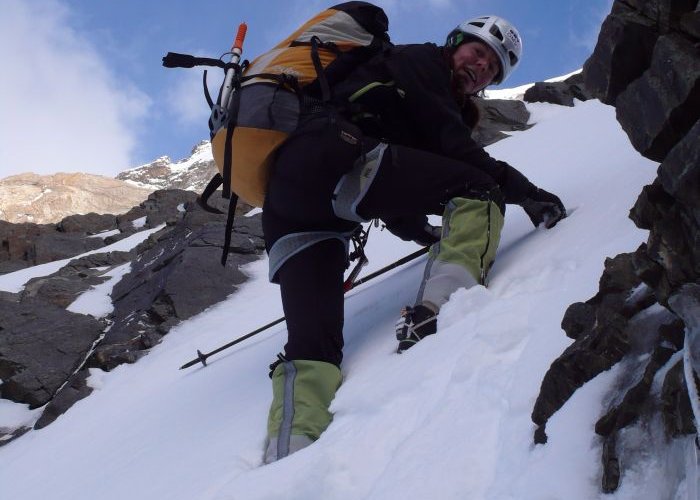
[1,0,612,178]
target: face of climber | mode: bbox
[451,41,501,95]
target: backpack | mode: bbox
[162,2,391,263]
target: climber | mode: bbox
[262,14,566,463]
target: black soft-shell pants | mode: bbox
[263,114,498,367]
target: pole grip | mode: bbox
[232,23,248,52]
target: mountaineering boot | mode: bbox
[264,358,342,464]
[395,303,438,353]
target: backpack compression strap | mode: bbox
[196,174,224,214]
[194,172,238,266]
[221,192,239,266]
[309,37,332,103]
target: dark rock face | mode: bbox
[535,0,700,494]
[20,251,133,308]
[33,369,93,430]
[91,209,264,371]
[0,296,103,408]
[582,4,658,105]
[658,119,700,209]
[615,34,700,162]
[120,189,197,229]
[532,252,657,434]
[58,213,117,234]
[0,189,265,440]
[0,221,106,273]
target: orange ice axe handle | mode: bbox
[220,23,247,109]
[231,23,247,55]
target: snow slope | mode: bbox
[1,98,687,499]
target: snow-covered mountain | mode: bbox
[0,142,217,226]
[3,94,691,499]
[117,140,218,193]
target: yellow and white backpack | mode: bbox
[163,2,391,262]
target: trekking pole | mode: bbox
[345,246,428,290]
[179,246,430,370]
[180,316,285,370]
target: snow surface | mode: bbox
[1,99,694,499]
[131,215,148,228]
[67,262,133,318]
[485,69,582,101]
[87,228,122,239]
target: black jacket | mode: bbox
[333,43,535,204]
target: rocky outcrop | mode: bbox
[0,189,264,441]
[0,172,151,225]
[0,220,107,274]
[0,183,196,274]
[0,189,203,274]
[473,73,594,146]
[534,0,700,494]
[20,251,133,308]
[89,202,264,371]
[522,72,594,107]
[472,98,532,146]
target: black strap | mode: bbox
[203,70,214,110]
[221,193,239,266]
[162,52,227,69]
[196,174,224,214]
[221,106,237,201]
[309,37,332,103]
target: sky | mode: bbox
[0,0,613,179]
[0,97,685,499]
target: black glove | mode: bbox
[383,215,441,246]
[521,188,566,229]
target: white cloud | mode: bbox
[165,65,212,127]
[0,0,151,178]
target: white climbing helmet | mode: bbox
[446,15,523,85]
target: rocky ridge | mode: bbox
[532,0,700,494]
[0,172,151,225]
[117,140,219,193]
